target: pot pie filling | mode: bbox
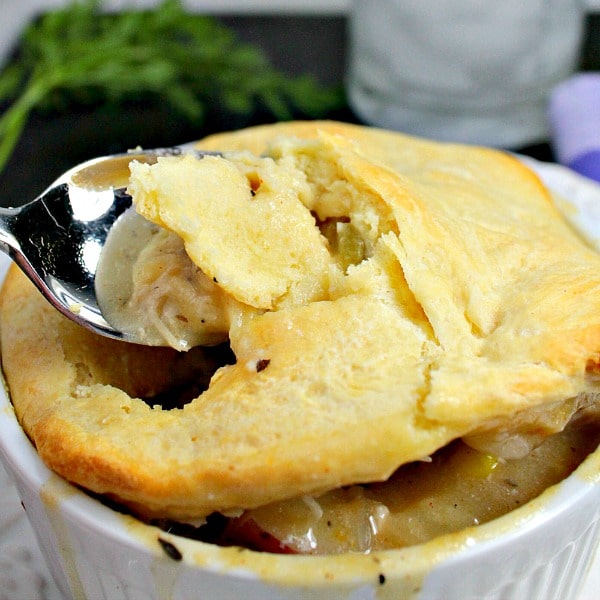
[1,121,600,555]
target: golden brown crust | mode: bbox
[1,121,599,520]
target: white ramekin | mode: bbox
[1,159,599,600]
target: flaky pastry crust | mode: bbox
[1,121,599,520]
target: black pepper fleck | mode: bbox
[158,537,183,561]
[378,573,386,585]
[256,358,271,372]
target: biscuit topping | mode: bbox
[2,122,599,523]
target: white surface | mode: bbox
[0,158,599,599]
[0,461,62,600]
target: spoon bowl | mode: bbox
[0,147,214,343]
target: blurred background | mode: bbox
[0,0,599,206]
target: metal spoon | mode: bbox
[0,147,216,344]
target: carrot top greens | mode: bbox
[0,0,344,174]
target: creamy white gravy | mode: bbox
[95,207,165,345]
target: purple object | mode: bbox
[548,73,600,183]
[569,149,600,182]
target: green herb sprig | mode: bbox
[0,0,345,174]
